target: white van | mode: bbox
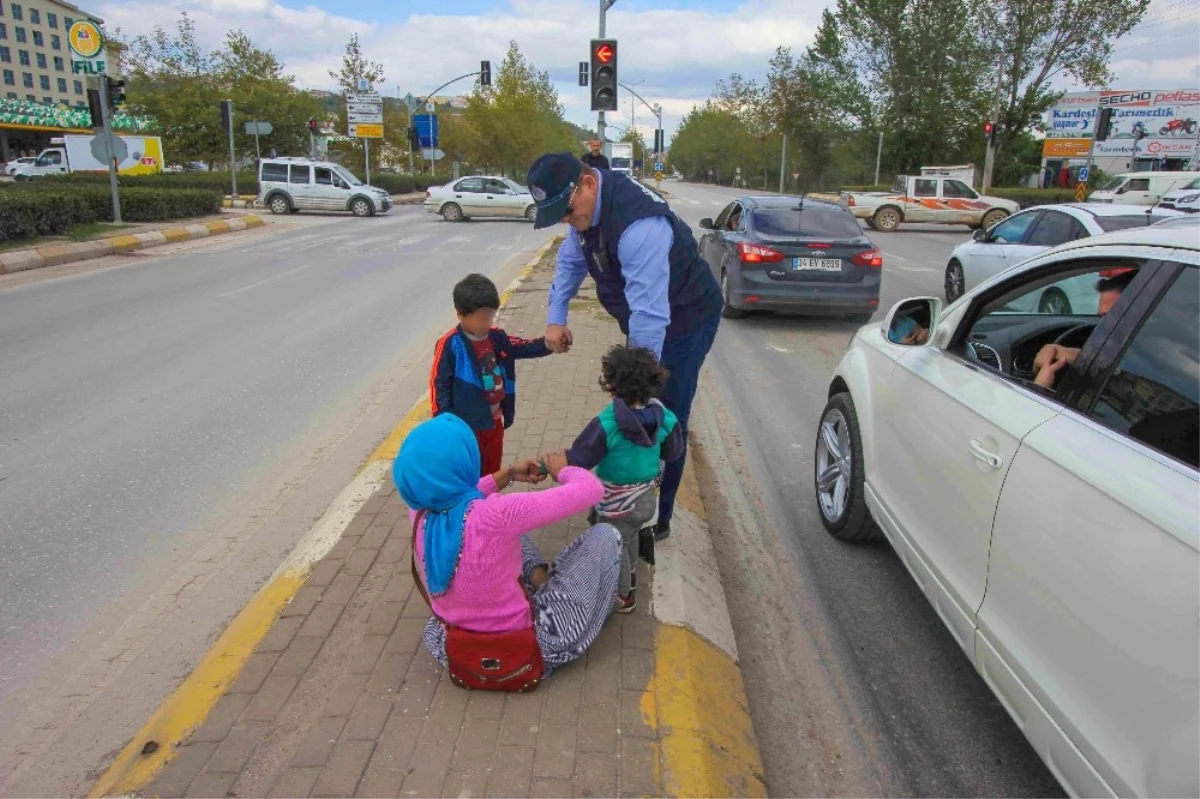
[1089,170,1200,206]
[1158,176,1200,211]
[258,157,392,217]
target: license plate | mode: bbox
[793,257,842,271]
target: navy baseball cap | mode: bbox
[526,153,584,229]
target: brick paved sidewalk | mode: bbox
[147,248,668,798]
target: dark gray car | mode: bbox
[699,196,882,321]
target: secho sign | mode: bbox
[1044,89,1200,159]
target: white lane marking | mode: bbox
[446,235,473,244]
[689,199,702,205]
[217,261,315,297]
[891,263,941,273]
[711,200,724,206]
[387,235,431,250]
[879,250,911,262]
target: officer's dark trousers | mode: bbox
[657,311,721,528]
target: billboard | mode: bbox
[1043,89,1200,160]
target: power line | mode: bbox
[1111,28,1199,53]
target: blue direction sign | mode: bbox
[654,161,664,172]
[1078,166,1089,182]
[414,114,439,148]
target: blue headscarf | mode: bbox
[393,414,484,596]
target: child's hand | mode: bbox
[541,451,569,481]
[510,458,546,484]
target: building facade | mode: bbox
[0,0,102,160]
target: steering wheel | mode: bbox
[1054,323,1095,348]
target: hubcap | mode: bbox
[815,409,852,521]
[947,264,963,300]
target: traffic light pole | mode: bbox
[413,70,483,177]
[98,78,122,224]
[597,0,616,155]
[1080,99,1103,198]
[617,81,663,166]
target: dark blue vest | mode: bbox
[577,171,722,340]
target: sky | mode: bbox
[96,0,1200,146]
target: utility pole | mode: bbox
[981,33,1006,192]
[98,78,122,224]
[400,87,415,176]
[1080,95,1103,199]
[365,138,371,185]
[597,0,617,156]
[779,133,787,193]
[874,131,883,186]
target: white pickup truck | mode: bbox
[841,174,1018,232]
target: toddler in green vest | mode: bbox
[566,345,685,613]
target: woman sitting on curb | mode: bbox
[394,414,623,676]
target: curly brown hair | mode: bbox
[598,345,669,407]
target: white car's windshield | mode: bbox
[1179,177,1200,190]
[504,179,528,194]
[1100,176,1127,191]
[335,167,362,186]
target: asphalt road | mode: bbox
[665,179,1065,797]
[0,205,551,794]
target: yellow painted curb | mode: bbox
[88,570,307,798]
[647,625,767,798]
[204,220,231,235]
[106,234,142,253]
[243,215,266,228]
[162,227,192,243]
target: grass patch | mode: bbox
[0,222,133,252]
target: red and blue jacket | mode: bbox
[430,326,551,431]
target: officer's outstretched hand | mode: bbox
[546,324,574,354]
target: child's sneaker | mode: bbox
[630,571,637,590]
[617,591,637,613]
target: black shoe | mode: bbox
[653,520,671,541]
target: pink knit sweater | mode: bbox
[411,466,604,633]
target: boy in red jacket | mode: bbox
[431,274,551,476]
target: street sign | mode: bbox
[348,110,383,124]
[347,103,382,116]
[244,121,273,136]
[1075,181,1087,201]
[427,102,435,113]
[654,161,663,172]
[68,20,107,75]
[654,170,664,180]
[414,114,439,148]
[357,78,371,92]
[90,129,128,164]
[347,93,381,104]
[421,148,446,160]
[349,122,384,138]
[1078,166,1089,182]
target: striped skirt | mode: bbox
[421,524,623,676]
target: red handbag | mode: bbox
[410,512,544,692]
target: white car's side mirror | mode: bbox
[883,297,942,346]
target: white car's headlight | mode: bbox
[1178,193,1200,204]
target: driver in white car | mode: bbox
[1033,268,1137,389]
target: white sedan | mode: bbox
[816,225,1198,798]
[425,176,535,222]
[3,157,35,176]
[943,203,1183,309]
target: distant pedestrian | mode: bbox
[430,273,552,477]
[526,152,723,543]
[581,137,609,170]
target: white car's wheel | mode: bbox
[814,393,880,542]
[525,205,537,223]
[981,208,1009,229]
[351,198,373,217]
[269,195,291,215]
[442,203,463,222]
[872,207,901,232]
[945,259,965,303]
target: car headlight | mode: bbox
[1178,193,1200,204]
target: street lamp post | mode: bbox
[618,81,664,172]
[597,0,617,154]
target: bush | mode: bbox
[0,185,221,243]
[33,171,259,195]
[988,188,1078,208]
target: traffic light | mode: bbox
[578,61,589,87]
[590,39,618,112]
[87,88,104,128]
[307,117,318,134]
[654,129,664,154]
[1096,107,1114,141]
[219,100,232,135]
[983,120,996,145]
[480,60,492,87]
[408,126,420,150]
[106,77,126,111]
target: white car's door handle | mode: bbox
[969,439,1004,470]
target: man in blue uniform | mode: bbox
[526,152,722,541]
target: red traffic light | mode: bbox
[983,121,994,134]
[595,43,614,63]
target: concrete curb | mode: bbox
[0,216,267,276]
[648,454,767,797]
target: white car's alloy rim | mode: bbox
[816,409,851,521]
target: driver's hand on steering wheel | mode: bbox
[1033,344,1080,389]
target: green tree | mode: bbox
[119,14,225,164]
[328,33,384,93]
[457,42,575,177]
[978,0,1149,186]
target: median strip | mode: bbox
[0,215,267,276]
